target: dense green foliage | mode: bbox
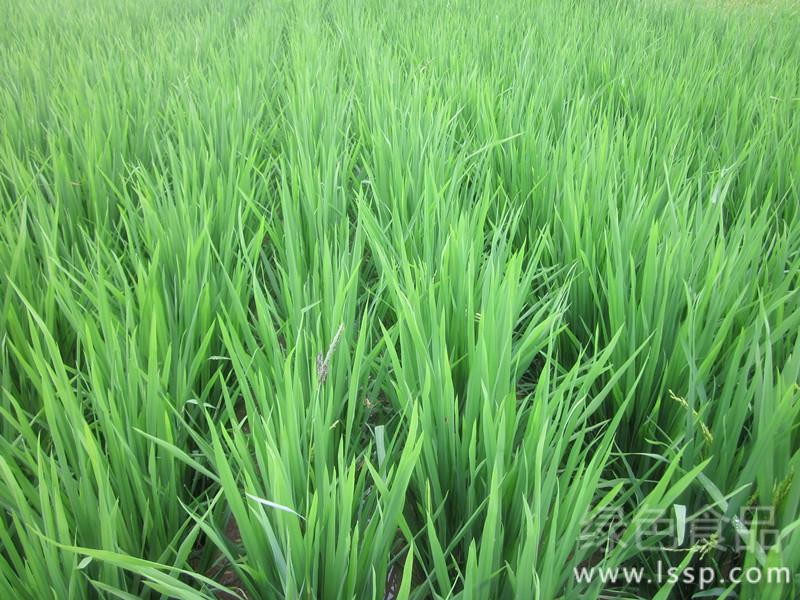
[1,0,799,597]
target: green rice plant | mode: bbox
[1,0,799,598]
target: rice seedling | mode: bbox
[1,0,798,598]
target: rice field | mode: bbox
[1,0,799,598]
